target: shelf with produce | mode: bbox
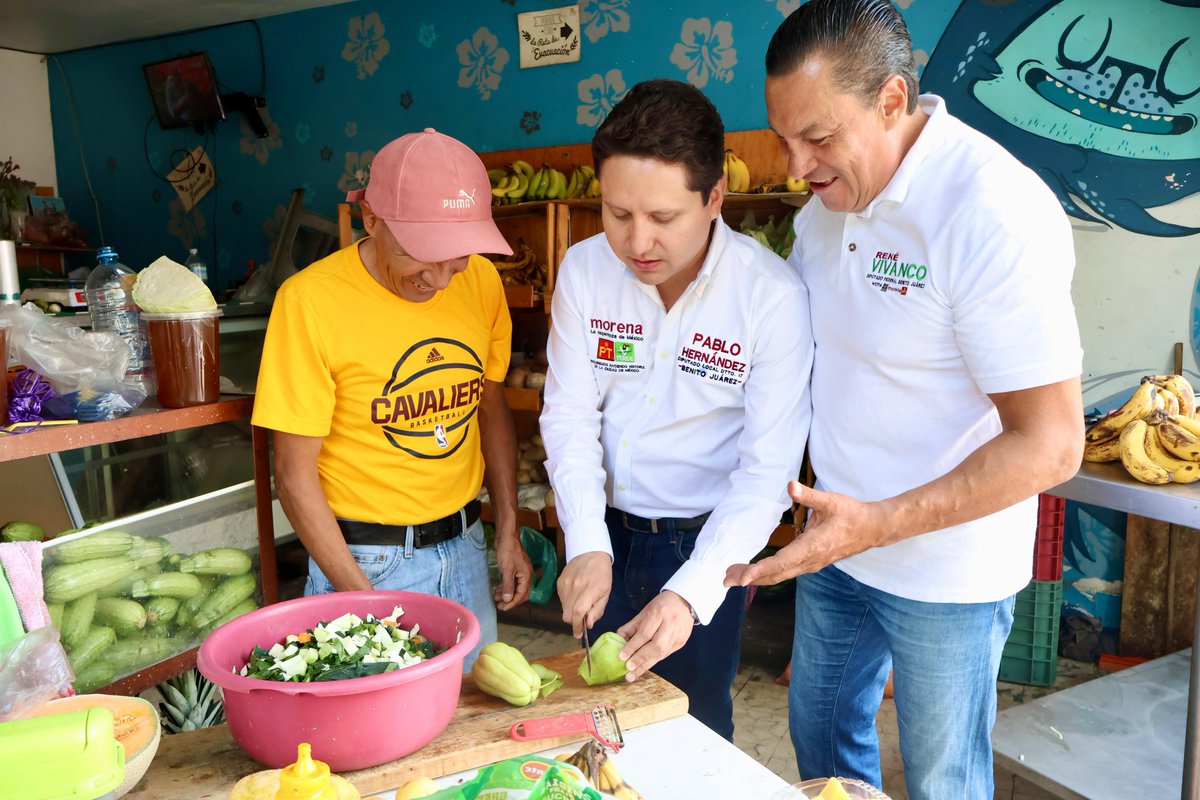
[3,396,279,697]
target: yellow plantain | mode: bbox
[1082,434,1121,463]
[1119,419,1173,484]
[1170,412,1200,438]
[596,753,644,800]
[1143,421,1200,483]
[1158,415,1200,461]
[1085,382,1162,443]
[1144,374,1197,417]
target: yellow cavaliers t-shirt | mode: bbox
[252,243,512,525]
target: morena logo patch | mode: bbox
[371,337,484,459]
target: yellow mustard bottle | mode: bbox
[228,743,360,800]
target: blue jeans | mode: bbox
[592,508,749,741]
[305,519,498,670]
[789,565,1014,800]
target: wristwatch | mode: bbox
[688,603,700,626]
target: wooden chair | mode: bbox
[337,203,365,249]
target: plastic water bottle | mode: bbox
[185,247,208,283]
[84,245,152,383]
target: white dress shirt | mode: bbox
[541,219,813,623]
[793,95,1082,603]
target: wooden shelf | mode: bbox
[503,284,544,308]
[15,242,93,253]
[0,396,255,462]
[505,387,542,412]
[100,647,198,697]
[480,501,544,531]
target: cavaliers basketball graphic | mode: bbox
[370,337,485,459]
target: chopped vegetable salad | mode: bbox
[239,605,438,682]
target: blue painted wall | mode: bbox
[46,0,955,290]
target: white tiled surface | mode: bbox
[499,624,1104,800]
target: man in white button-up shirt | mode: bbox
[725,2,1084,798]
[541,79,813,740]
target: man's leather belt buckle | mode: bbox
[619,509,711,534]
[339,499,482,548]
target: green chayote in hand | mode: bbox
[577,631,629,686]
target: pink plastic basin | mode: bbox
[196,590,479,771]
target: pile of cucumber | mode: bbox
[43,532,259,692]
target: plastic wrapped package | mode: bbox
[0,304,146,419]
[0,625,74,722]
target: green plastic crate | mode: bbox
[999,579,1062,686]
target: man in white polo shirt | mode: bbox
[725,2,1084,799]
[541,78,812,740]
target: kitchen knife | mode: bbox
[582,625,593,675]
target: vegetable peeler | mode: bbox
[509,703,625,752]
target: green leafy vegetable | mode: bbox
[239,605,440,682]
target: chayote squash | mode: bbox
[577,631,629,686]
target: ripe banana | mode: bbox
[1144,374,1197,417]
[585,176,602,198]
[1157,415,1200,461]
[487,168,509,186]
[1170,412,1200,438]
[724,149,751,193]
[1119,419,1173,484]
[1142,418,1200,483]
[1082,434,1121,463]
[553,740,643,799]
[1085,382,1162,443]
[596,755,644,800]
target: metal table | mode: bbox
[1045,462,1200,800]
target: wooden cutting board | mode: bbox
[130,648,687,798]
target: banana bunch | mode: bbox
[1084,374,1200,485]
[491,237,547,288]
[490,161,600,204]
[554,740,644,800]
[723,149,751,193]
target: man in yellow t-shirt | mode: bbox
[253,128,532,667]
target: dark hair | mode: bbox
[592,79,725,199]
[766,0,919,114]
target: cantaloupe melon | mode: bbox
[32,694,161,797]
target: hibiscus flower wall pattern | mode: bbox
[418,23,437,48]
[343,11,390,80]
[168,197,207,250]
[577,69,628,128]
[457,27,509,100]
[766,0,801,16]
[337,150,377,195]
[240,112,283,166]
[520,111,542,135]
[581,0,631,43]
[670,18,737,88]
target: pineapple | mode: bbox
[156,668,225,733]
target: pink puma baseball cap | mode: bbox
[346,128,512,262]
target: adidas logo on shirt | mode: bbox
[426,347,445,364]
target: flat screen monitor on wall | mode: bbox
[143,52,226,131]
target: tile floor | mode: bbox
[500,623,1104,800]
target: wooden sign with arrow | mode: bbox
[517,4,581,69]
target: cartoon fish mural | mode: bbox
[922,0,1200,237]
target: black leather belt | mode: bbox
[337,499,482,548]
[607,506,712,534]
